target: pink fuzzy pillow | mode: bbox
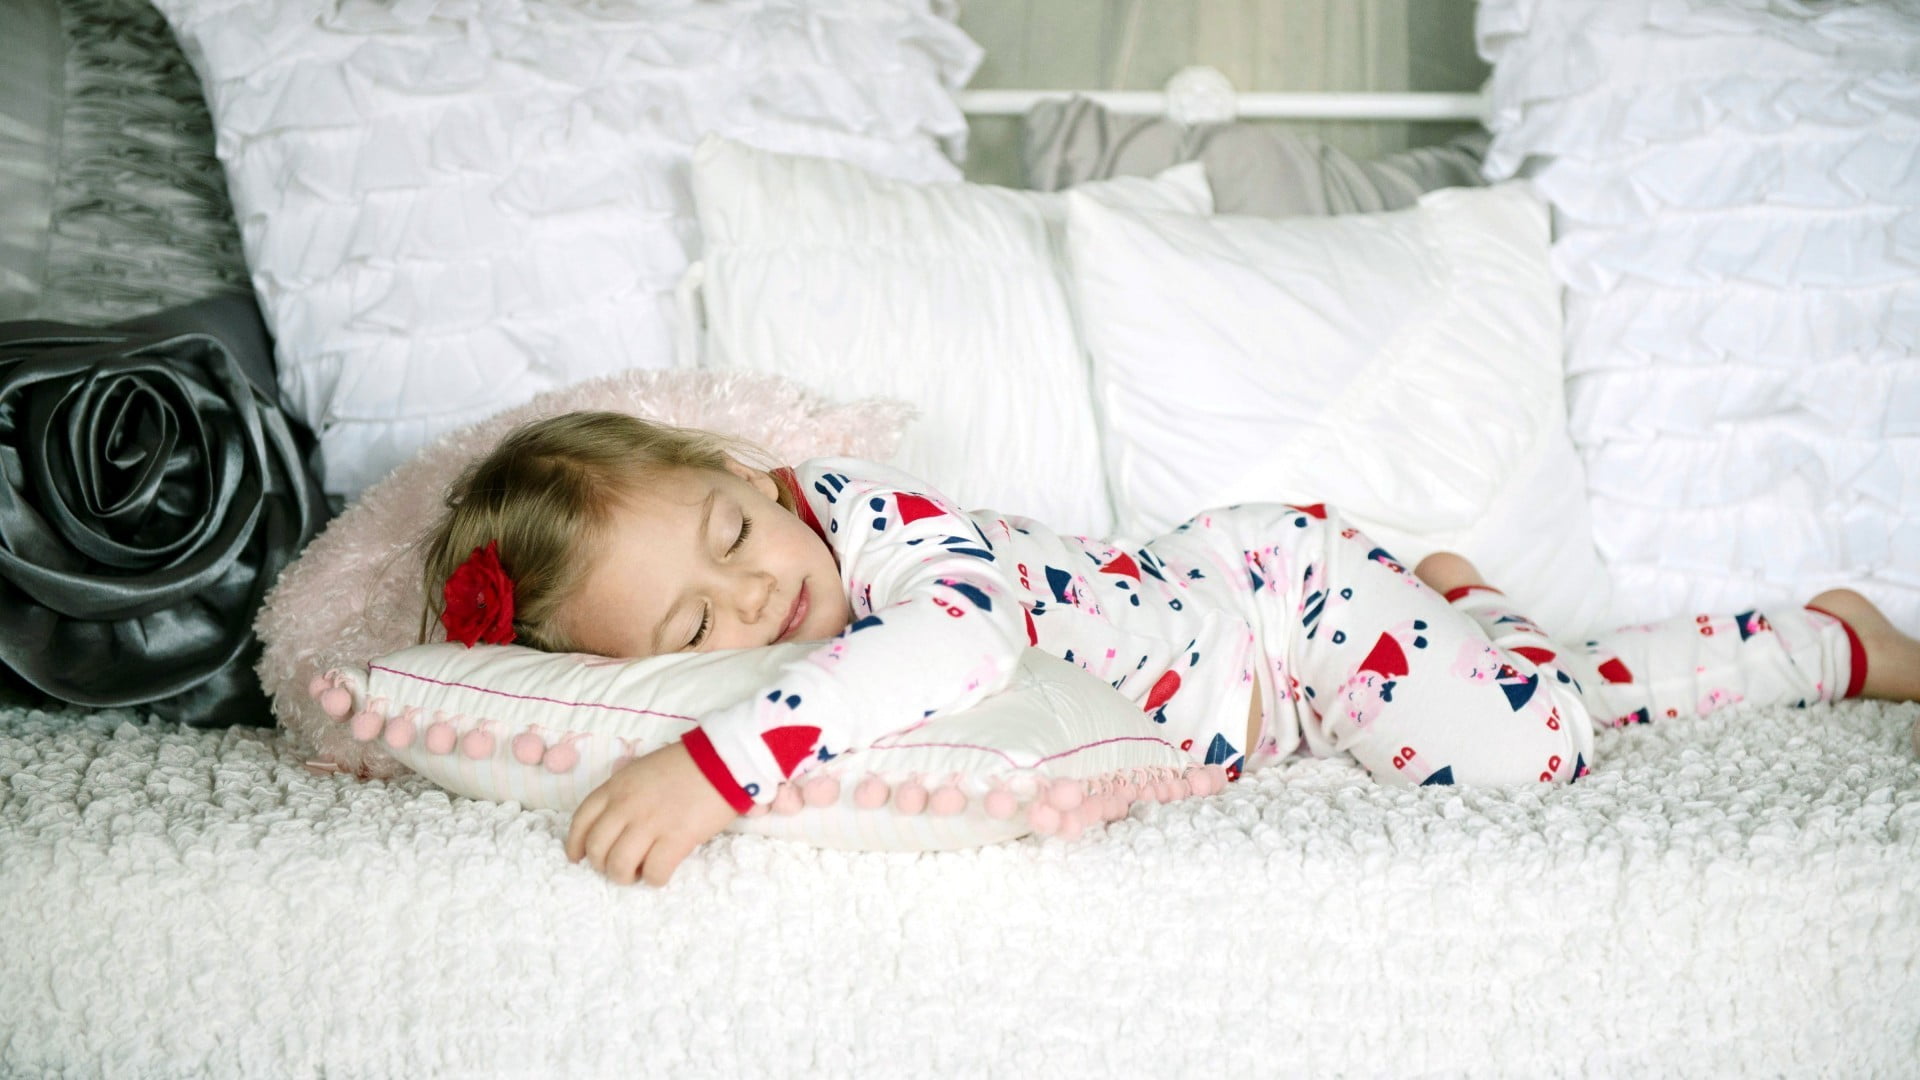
[255,369,912,779]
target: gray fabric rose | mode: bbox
[0,294,328,726]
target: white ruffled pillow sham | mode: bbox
[307,644,1220,852]
[147,0,982,499]
[1068,183,1613,637]
[1477,0,1920,631]
[680,135,1214,539]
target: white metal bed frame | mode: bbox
[956,65,1489,124]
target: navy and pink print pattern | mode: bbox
[684,459,1866,810]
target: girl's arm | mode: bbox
[680,459,1028,811]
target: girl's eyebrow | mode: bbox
[696,488,717,546]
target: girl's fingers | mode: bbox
[639,837,693,888]
[580,812,626,874]
[565,813,587,862]
[566,792,606,862]
[606,825,657,886]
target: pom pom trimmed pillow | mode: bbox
[254,368,913,781]
[308,644,1220,852]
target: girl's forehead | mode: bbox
[633,467,705,503]
[607,466,733,527]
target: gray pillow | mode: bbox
[0,0,64,319]
[1023,95,1489,217]
[0,0,249,324]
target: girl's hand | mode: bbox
[565,741,738,887]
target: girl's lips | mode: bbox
[776,583,808,644]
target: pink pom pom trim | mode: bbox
[461,722,495,760]
[1027,801,1061,835]
[424,715,457,755]
[319,687,353,720]
[1047,779,1085,812]
[382,706,417,750]
[983,787,1017,820]
[1057,812,1084,842]
[717,760,1229,837]
[771,784,804,815]
[512,729,546,766]
[854,775,890,809]
[893,778,929,815]
[929,784,967,816]
[544,733,588,774]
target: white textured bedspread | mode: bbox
[4,700,1917,1078]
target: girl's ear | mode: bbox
[724,457,782,506]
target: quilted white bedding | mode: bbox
[5,698,1917,1076]
[148,0,981,499]
[1477,0,1920,633]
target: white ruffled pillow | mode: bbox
[255,368,912,781]
[307,644,1220,852]
[1477,0,1920,631]
[147,0,982,499]
[1067,182,1613,637]
[681,136,1214,539]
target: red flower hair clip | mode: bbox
[441,540,516,647]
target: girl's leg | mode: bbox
[1802,589,1920,702]
[1421,554,1920,759]
[1272,515,1594,788]
[1414,552,1585,683]
[1436,568,1899,729]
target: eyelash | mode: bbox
[688,515,753,649]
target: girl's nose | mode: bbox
[734,569,776,624]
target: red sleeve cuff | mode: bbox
[1443,584,1505,604]
[680,727,755,814]
[1805,604,1869,699]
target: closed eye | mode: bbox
[688,515,754,649]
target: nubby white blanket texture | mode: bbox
[3,699,1917,1077]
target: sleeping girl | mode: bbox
[421,410,1920,887]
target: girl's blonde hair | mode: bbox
[419,411,776,652]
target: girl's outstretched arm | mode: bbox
[680,458,1029,814]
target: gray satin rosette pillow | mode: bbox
[0,295,327,726]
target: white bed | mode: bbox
[3,1,1917,1076]
[4,696,1917,1075]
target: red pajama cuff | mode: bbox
[1805,604,1869,700]
[1443,584,1505,604]
[680,727,755,814]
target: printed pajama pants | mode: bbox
[1150,502,1863,788]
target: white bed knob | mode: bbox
[1166,65,1237,127]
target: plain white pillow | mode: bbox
[1069,183,1614,638]
[147,0,982,499]
[683,135,1213,538]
